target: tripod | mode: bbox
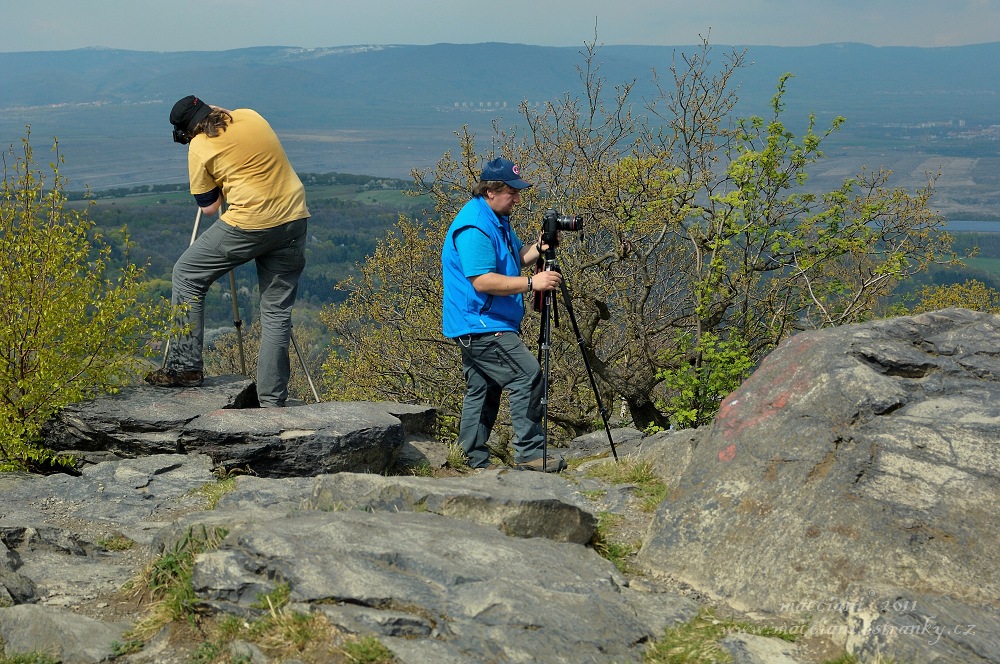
[535,250,618,470]
[163,208,321,403]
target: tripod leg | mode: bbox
[290,328,321,403]
[228,270,247,376]
[538,290,554,472]
[556,278,619,461]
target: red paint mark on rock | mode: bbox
[718,444,737,462]
[713,333,820,441]
[771,391,791,409]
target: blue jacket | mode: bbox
[442,196,525,338]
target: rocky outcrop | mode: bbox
[0,452,693,664]
[41,377,432,476]
[639,308,1000,663]
[3,308,999,663]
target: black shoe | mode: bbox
[516,455,566,473]
[144,368,204,387]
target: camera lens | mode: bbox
[556,215,583,232]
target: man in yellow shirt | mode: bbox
[145,95,309,407]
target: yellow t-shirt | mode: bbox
[187,109,309,230]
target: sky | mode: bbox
[3,0,1000,52]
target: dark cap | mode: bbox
[169,95,213,133]
[480,157,532,189]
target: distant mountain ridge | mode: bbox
[5,41,1000,120]
[2,41,999,194]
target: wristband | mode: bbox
[526,276,533,293]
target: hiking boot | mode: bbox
[144,368,204,388]
[516,455,566,473]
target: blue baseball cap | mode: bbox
[480,158,533,189]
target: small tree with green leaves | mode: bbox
[0,131,173,471]
[320,212,461,413]
[657,331,754,430]
[320,35,962,438]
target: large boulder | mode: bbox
[640,308,1000,662]
[41,378,436,477]
[41,376,259,456]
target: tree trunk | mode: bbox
[624,393,670,433]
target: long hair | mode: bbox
[192,109,233,138]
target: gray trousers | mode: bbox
[166,217,307,406]
[456,331,545,467]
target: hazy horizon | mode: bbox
[5,0,1000,53]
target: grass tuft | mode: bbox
[585,456,669,512]
[591,511,640,573]
[444,443,468,470]
[125,524,229,640]
[338,634,397,663]
[97,532,135,551]
[0,653,61,664]
[644,608,806,663]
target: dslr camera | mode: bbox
[541,208,583,248]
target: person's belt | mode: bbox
[466,331,507,340]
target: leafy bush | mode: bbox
[657,332,754,429]
[911,278,1000,313]
[0,131,172,471]
[319,37,957,435]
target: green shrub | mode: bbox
[0,130,173,471]
[657,332,754,429]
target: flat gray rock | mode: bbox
[0,604,131,664]
[40,378,432,477]
[191,509,688,663]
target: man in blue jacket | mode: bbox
[441,157,565,472]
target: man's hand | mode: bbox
[530,269,562,292]
[520,232,559,267]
